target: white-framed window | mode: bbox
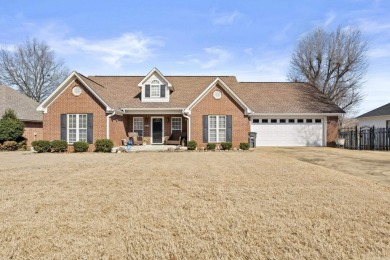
[68,114,87,143]
[209,115,226,142]
[133,117,144,136]
[171,117,182,133]
[150,80,160,97]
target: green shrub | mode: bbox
[0,109,24,143]
[17,140,27,151]
[221,142,232,150]
[73,141,89,152]
[187,140,197,150]
[51,140,68,153]
[2,141,18,151]
[95,139,114,153]
[206,143,216,150]
[240,142,249,150]
[32,140,51,153]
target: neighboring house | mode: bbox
[357,103,390,128]
[0,85,43,146]
[36,68,344,148]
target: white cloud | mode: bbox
[213,11,240,25]
[324,12,336,27]
[367,44,390,58]
[1,20,163,68]
[185,47,232,69]
[63,33,162,67]
[357,19,390,34]
[202,47,232,68]
[244,48,253,56]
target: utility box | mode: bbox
[248,132,257,148]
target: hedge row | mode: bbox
[30,139,114,153]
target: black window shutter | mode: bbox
[145,85,150,97]
[87,113,93,144]
[60,114,67,141]
[203,115,208,143]
[160,85,166,97]
[226,115,232,142]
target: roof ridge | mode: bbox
[88,75,236,77]
[239,81,307,83]
[76,73,107,89]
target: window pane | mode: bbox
[133,117,143,136]
[79,114,87,128]
[209,116,217,128]
[79,129,87,142]
[218,116,226,128]
[69,129,76,143]
[151,85,160,97]
[209,129,217,142]
[218,129,226,142]
[172,118,181,131]
[69,115,76,128]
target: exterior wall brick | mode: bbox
[43,79,107,150]
[327,116,339,147]
[23,121,43,147]
[190,84,250,148]
[109,115,128,146]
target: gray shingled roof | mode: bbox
[0,85,43,122]
[357,103,390,118]
[84,74,344,114]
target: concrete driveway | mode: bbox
[256,147,390,186]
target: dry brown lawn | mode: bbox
[0,150,389,259]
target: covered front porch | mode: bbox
[111,113,188,146]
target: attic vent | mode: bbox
[72,86,82,96]
[213,90,222,100]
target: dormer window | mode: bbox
[139,68,172,102]
[150,80,161,97]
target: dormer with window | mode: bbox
[138,67,173,102]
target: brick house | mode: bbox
[0,85,43,146]
[36,68,344,149]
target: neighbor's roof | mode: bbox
[0,85,43,122]
[84,74,344,114]
[357,103,390,118]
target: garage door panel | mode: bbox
[251,123,323,147]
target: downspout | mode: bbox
[182,111,191,142]
[106,111,116,139]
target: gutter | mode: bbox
[106,111,116,139]
[182,110,191,142]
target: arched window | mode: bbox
[150,80,160,97]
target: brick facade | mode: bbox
[42,79,107,150]
[190,84,250,148]
[23,121,43,147]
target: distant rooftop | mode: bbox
[0,85,42,122]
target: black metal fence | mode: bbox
[339,126,390,150]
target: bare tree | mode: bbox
[0,38,68,102]
[288,27,368,113]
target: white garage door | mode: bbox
[250,118,324,147]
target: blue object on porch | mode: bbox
[127,139,133,151]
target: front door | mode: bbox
[152,117,163,144]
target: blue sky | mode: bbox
[0,0,389,115]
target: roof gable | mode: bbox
[357,103,390,118]
[137,67,173,89]
[37,71,113,113]
[184,77,253,115]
